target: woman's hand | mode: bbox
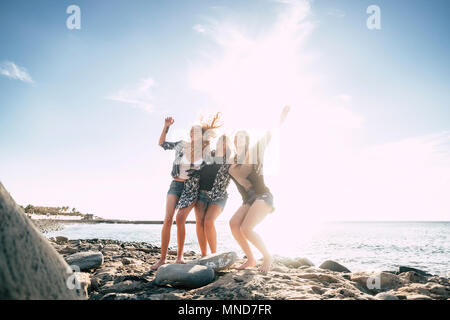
[279,105,290,125]
[164,117,175,128]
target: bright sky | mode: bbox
[1,0,449,222]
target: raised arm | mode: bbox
[158,117,175,147]
[254,106,291,151]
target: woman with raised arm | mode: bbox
[229,106,290,274]
[151,116,216,270]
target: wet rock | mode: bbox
[65,251,104,271]
[319,260,351,273]
[188,252,237,271]
[154,264,215,289]
[398,266,431,276]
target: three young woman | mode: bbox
[153,107,290,273]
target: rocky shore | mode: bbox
[49,238,450,300]
[32,219,65,233]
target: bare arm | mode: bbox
[158,117,174,146]
[256,106,291,150]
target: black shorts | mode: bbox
[244,189,274,212]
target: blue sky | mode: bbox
[1,0,449,221]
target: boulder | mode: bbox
[397,266,431,276]
[65,251,104,271]
[154,264,215,289]
[188,252,237,271]
[319,260,351,273]
[0,182,83,299]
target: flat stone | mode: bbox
[319,260,351,273]
[65,251,104,271]
[154,264,215,289]
[188,252,237,271]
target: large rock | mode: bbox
[397,266,431,276]
[188,252,237,271]
[0,182,83,299]
[319,260,351,273]
[65,251,104,271]
[154,264,215,289]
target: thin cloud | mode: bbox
[107,77,156,113]
[0,61,34,83]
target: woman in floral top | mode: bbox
[151,115,220,270]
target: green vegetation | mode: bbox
[21,205,87,216]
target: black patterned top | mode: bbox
[176,157,231,209]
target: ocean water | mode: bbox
[46,221,450,276]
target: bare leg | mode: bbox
[229,204,256,269]
[194,202,208,256]
[151,194,178,270]
[175,202,196,263]
[240,200,273,274]
[203,204,223,254]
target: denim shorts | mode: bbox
[167,180,185,198]
[197,190,228,211]
[244,189,275,212]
